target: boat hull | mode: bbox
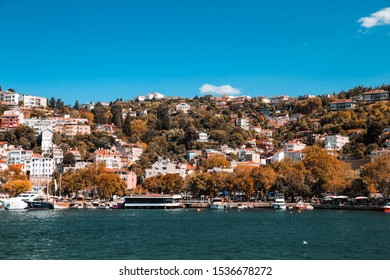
[2,199,28,210]
[54,202,70,209]
[384,207,390,213]
[124,195,182,209]
[27,201,54,210]
[210,203,225,210]
[273,204,286,210]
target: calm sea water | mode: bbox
[0,208,389,260]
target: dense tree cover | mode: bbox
[2,84,390,200]
[360,154,390,197]
[0,165,31,196]
[60,163,126,198]
[134,145,361,201]
[0,125,37,150]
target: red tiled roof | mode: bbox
[363,89,388,94]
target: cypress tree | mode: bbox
[123,112,133,142]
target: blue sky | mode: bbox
[1,0,390,104]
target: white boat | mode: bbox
[124,194,182,209]
[53,200,70,209]
[273,198,286,210]
[209,197,225,210]
[305,204,314,210]
[383,202,390,213]
[2,191,40,210]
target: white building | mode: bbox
[23,118,62,136]
[7,148,33,173]
[41,128,54,154]
[270,150,285,163]
[30,155,54,190]
[283,140,306,161]
[197,132,209,142]
[176,103,191,114]
[283,140,306,153]
[1,91,20,105]
[235,118,250,130]
[53,148,64,172]
[0,91,47,108]
[22,95,47,108]
[146,92,165,100]
[270,95,289,103]
[92,149,122,169]
[325,135,349,151]
[145,158,189,179]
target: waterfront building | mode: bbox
[29,155,54,190]
[115,169,137,190]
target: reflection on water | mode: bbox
[1,209,389,260]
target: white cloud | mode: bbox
[358,7,390,28]
[199,84,240,95]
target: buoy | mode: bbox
[289,211,292,214]
[196,208,201,212]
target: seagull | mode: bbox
[303,241,308,245]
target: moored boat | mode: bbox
[383,202,390,213]
[273,197,286,210]
[27,198,54,210]
[124,194,182,209]
[53,200,70,209]
[2,191,40,210]
[209,197,226,210]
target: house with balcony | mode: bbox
[0,110,24,129]
[145,158,194,179]
[324,135,349,151]
[91,149,122,169]
[329,100,357,111]
[363,89,389,102]
[115,169,137,190]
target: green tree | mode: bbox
[92,107,107,124]
[63,152,76,166]
[110,103,123,128]
[123,112,133,141]
[156,104,171,130]
[48,97,56,108]
[73,100,80,110]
